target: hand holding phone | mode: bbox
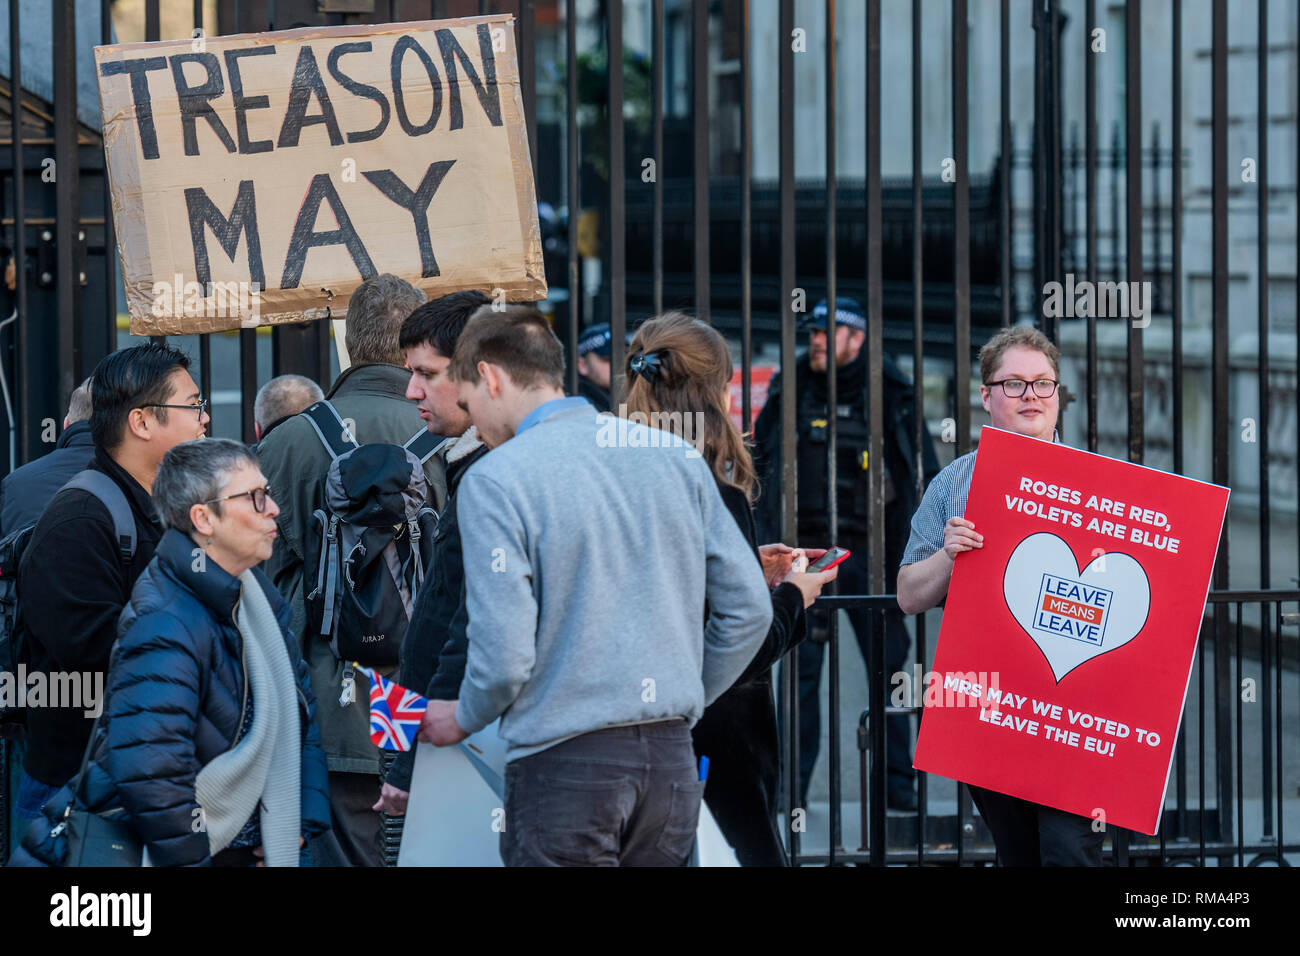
[781,547,848,609]
[807,547,851,573]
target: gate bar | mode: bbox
[10,0,28,463]
[565,0,579,394]
[693,0,709,323]
[652,0,664,317]
[53,0,81,401]
[739,0,752,427]
[1084,0,1097,451]
[608,0,625,408]
[778,0,798,863]
[1124,0,1142,468]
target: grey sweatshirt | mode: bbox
[453,403,773,761]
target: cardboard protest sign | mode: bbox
[94,16,546,335]
[911,427,1230,835]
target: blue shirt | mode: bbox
[516,396,591,437]
[900,428,1061,568]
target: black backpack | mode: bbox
[301,401,445,688]
[0,471,137,739]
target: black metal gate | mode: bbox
[2,0,1296,867]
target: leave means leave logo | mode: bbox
[1002,533,1151,682]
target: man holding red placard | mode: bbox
[898,326,1230,867]
[896,327,1107,866]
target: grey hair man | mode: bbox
[258,273,447,867]
[65,376,93,427]
[253,374,325,442]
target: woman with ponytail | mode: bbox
[623,312,838,866]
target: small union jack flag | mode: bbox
[355,665,427,751]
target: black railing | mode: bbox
[782,590,1300,867]
[1,0,1296,869]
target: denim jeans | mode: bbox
[8,767,63,862]
[500,719,704,867]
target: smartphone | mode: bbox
[807,547,851,573]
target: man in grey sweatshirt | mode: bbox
[418,305,772,866]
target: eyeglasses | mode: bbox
[985,378,1060,399]
[204,484,272,514]
[140,397,210,419]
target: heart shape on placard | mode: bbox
[1002,532,1151,683]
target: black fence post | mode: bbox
[53,0,81,407]
[778,0,799,864]
[1210,0,1234,861]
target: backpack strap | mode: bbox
[404,428,452,465]
[320,515,343,638]
[302,400,361,461]
[62,471,136,563]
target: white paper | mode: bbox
[398,721,738,867]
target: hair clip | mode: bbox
[629,351,664,382]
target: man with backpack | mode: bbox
[10,344,206,829]
[373,290,491,817]
[259,274,448,867]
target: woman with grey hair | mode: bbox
[17,438,331,866]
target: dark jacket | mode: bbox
[753,348,940,590]
[17,446,164,787]
[0,420,95,538]
[259,363,448,774]
[12,529,331,867]
[691,479,806,867]
[575,376,611,413]
[385,435,489,792]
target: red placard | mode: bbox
[912,427,1230,835]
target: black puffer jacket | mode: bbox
[13,528,331,867]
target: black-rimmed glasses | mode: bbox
[985,379,1060,399]
[141,397,209,418]
[204,484,272,513]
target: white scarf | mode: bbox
[192,571,302,866]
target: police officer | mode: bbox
[754,297,939,811]
[575,323,616,411]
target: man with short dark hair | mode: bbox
[15,345,207,821]
[373,290,491,817]
[421,306,773,867]
[253,374,324,443]
[0,377,95,537]
[259,273,446,867]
